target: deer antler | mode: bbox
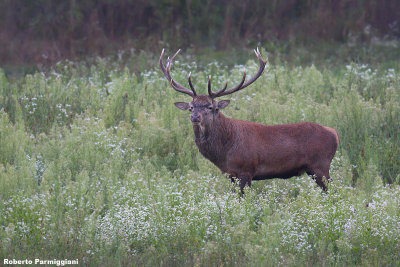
[160,49,197,97]
[209,47,267,98]
[160,48,267,98]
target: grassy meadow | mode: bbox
[0,46,399,266]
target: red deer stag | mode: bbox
[160,48,339,193]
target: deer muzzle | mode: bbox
[191,113,201,124]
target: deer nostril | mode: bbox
[191,114,201,123]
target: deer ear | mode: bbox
[217,100,230,110]
[174,102,190,111]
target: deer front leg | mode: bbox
[238,175,253,195]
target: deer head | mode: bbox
[160,48,267,127]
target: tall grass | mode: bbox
[0,47,399,266]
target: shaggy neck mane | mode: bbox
[193,113,236,166]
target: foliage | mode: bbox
[0,47,399,266]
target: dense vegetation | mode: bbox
[0,45,399,266]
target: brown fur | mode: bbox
[177,95,339,193]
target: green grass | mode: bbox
[0,46,399,266]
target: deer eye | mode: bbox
[189,107,193,111]
[208,106,213,110]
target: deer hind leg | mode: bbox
[238,175,253,195]
[307,162,331,191]
[315,174,329,191]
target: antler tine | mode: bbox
[160,48,196,97]
[188,72,197,95]
[211,72,246,98]
[207,76,212,96]
[209,48,267,98]
[218,82,228,96]
[238,48,267,88]
[208,79,228,98]
[207,76,228,98]
[169,49,181,63]
[254,47,267,65]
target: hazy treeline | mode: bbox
[1,0,399,64]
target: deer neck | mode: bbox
[193,113,235,165]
